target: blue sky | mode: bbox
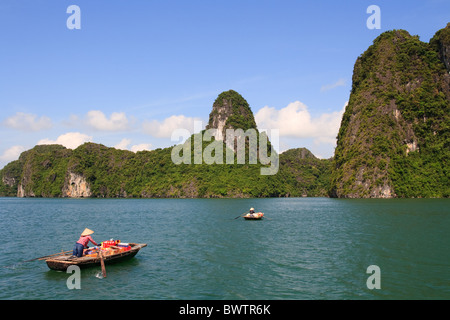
[0,0,449,168]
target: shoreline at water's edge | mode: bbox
[1,195,449,200]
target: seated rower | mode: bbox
[72,228,99,258]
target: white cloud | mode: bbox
[114,138,132,150]
[38,132,93,149]
[130,144,152,152]
[114,138,152,153]
[0,145,26,163]
[143,115,203,138]
[321,78,346,92]
[86,110,130,131]
[255,101,346,146]
[3,112,52,131]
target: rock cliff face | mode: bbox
[62,172,92,198]
[330,26,450,198]
[17,183,34,198]
[430,23,450,72]
[15,169,91,198]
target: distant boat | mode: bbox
[243,212,264,220]
[45,243,147,271]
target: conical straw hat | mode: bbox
[81,228,94,236]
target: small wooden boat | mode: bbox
[45,243,147,271]
[243,212,264,220]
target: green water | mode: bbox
[0,197,448,300]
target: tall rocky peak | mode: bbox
[330,27,450,198]
[206,90,258,150]
[430,23,450,73]
[2,26,449,200]
[282,148,317,160]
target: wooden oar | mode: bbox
[234,213,248,219]
[24,250,72,262]
[99,250,107,278]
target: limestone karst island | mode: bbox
[1,25,449,199]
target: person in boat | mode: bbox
[72,228,99,258]
[249,208,255,217]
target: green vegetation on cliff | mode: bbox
[208,90,257,132]
[331,26,450,198]
[0,142,331,198]
[3,88,333,198]
[2,25,449,199]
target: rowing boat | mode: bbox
[243,212,264,220]
[45,243,147,271]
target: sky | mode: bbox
[0,0,449,169]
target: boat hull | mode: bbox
[45,243,147,271]
[243,213,264,220]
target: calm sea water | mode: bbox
[0,197,448,300]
